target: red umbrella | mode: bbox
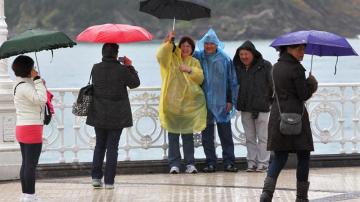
[76,23,153,43]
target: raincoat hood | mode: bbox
[233,40,262,67]
[196,28,225,51]
[193,29,239,123]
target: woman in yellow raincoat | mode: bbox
[156,31,207,174]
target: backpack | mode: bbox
[14,81,52,125]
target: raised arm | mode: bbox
[156,32,176,68]
[124,65,140,89]
[293,66,317,101]
[23,77,47,106]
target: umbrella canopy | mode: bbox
[76,23,153,43]
[0,29,76,59]
[140,0,211,21]
[270,30,358,56]
[139,0,211,30]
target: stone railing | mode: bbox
[41,83,360,163]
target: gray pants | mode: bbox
[241,111,270,168]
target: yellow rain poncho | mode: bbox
[156,42,207,134]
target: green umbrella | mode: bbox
[0,29,76,73]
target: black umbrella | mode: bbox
[140,0,211,31]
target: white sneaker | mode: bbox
[104,184,114,189]
[92,178,103,189]
[169,166,180,174]
[22,194,40,202]
[185,165,198,174]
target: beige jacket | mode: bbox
[13,77,47,126]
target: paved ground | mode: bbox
[1,167,360,202]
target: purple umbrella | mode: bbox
[270,30,358,74]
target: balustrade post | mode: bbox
[0,0,22,180]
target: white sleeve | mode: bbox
[22,79,47,105]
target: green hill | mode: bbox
[5,0,360,40]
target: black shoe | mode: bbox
[225,164,238,172]
[202,165,216,173]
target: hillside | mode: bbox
[4,0,360,40]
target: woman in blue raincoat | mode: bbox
[156,31,207,174]
[193,28,239,172]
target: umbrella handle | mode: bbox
[171,37,176,52]
[172,17,176,31]
[310,55,313,73]
[34,52,41,76]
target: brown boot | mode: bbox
[260,176,277,202]
[295,181,310,202]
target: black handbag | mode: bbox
[43,102,52,125]
[72,73,93,116]
[272,70,303,135]
[279,112,302,135]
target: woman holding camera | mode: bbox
[86,43,140,189]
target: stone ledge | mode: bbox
[34,154,360,179]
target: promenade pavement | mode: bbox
[0,167,359,202]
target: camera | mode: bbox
[118,56,125,64]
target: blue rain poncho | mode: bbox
[156,42,207,134]
[194,28,238,123]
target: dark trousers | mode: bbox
[168,132,195,168]
[91,127,122,185]
[201,111,235,167]
[19,142,42,194]
[267,151,310,182]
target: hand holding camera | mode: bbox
[118,56,132,66]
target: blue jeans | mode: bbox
[168,132,195,168]
[91,127,122,185]
[267,151,310,182]
[201,111,235,167]
[19,143,42,194]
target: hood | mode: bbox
[233,40,262,67]
[196,28,225,52]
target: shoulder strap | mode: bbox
[13,81,25,95]
[88,69,93,85]
[271,68,304,115]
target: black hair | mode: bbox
[178,36,195,55]
[102,43,119,58]
[279,44,306,56]
[12,55,34,78]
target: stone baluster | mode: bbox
[0,0,21,181]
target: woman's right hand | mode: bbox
[164,31,175,43]
[30,68,39,79]
[307,73,318,92]
[307,74,317,83]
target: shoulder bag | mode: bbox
[72,73,93,116]
[272,69,303,135]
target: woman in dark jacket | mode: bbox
[86,43,140,189]
[260,44,318,202]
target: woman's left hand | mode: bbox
[179,64,192,73]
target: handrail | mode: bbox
[40,83,360,163]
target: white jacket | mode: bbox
[13,77,47,126]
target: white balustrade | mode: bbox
[42,83,360,163]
